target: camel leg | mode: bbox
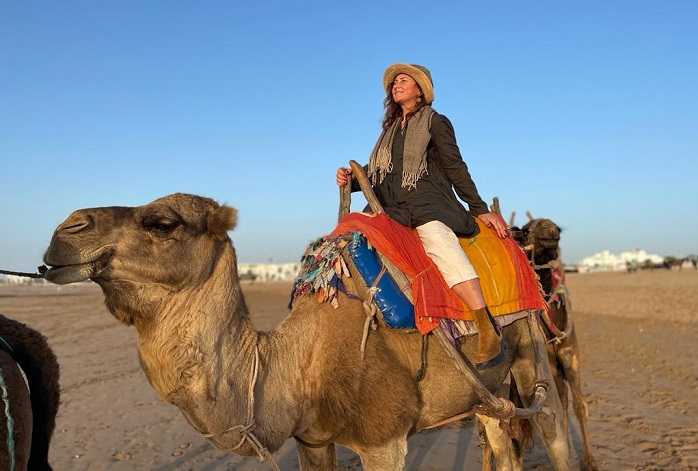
[557,344,599,471]
[550,355,570,439]
[556,374,570,437]
[477,413,521,471]
[511,321,570,471]
[295,442,338,471]
[476,375,522,471]
[357,437,408,471]
[547,341,570,441]
[477,418,495,471]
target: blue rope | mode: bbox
[0,369,15,471]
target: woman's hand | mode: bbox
[477,212,509,238]
[336,167,352,186]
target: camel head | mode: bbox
[43,193,238,324]
[518,218,561,266]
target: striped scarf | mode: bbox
[368,106,435,190]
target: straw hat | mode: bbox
[383,63,434,104]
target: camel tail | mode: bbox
[0,314,60,471]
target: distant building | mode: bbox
[1,274,47,285]
[578,249,664,273]
[237,262,302,282]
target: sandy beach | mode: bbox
[1,269,697,470]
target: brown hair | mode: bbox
[381,81,428,130]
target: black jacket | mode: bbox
[356,112,489,237]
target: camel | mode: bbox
[478,217,598,471]
[42,193,570,470]
[663,256,688,270]
[0,314,61,470]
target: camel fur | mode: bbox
[42,193,570,470]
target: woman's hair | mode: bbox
[381,83,428,130]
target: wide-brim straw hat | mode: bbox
[383,63,434,105]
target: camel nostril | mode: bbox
[57,212,94,234]
[63,222,87,233]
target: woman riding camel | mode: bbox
[336,63,509,369]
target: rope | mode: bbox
[360,289,378,358]
[359,265,387,358]
[423,407,478,429]
[473,397,517,421]
[423,396,516,430]
[201,346,279,471]
[0,370,16,471]
[0,265,47,279]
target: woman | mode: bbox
[336,63,509,369]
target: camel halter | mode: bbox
[522,219,560,270]
[200,345,279,471]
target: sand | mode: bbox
[1,269,697,470]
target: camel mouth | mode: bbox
[44,251,112,285]
[44,262,99,285]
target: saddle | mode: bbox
[292,211,546,336]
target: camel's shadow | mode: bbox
[153,423,484,470]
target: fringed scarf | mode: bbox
[368,106,435,190]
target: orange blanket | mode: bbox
[458,219,547,318]
[331,212,546,334]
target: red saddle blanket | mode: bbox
[331,212,546,334]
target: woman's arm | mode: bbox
[430,114,489,216]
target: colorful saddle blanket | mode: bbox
[293,212,546,335]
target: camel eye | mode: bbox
[143,218,179,234]
[154,222,176,232]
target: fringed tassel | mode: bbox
[369,146,393,185]
[401,159,428,190]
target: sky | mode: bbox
[1,1,696,274]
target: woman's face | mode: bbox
[391,73,422,110]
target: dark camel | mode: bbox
[0,314,60,470]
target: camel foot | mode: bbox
[583,456,600,471]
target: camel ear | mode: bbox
[208,205,237,238]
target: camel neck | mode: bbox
[132,252,305,455]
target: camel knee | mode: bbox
[529,407,570,471]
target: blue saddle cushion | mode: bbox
[347,236,416,329]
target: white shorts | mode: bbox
[416,220,478,287]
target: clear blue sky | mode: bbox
[2,1,696,272]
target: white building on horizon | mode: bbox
[578,249,664,273]
[237,262,301,282]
